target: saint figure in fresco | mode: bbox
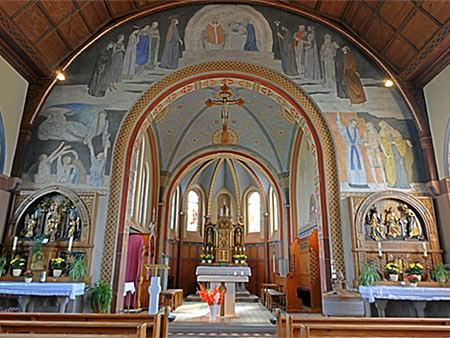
[364,122,388,185]
[204,17,225,49]
[243,18,258,51]
[109,34,126,91]
[122,26,140,78]
[147,22,160,70]
[342,46,366,105]
[303,26,322,81]
[378,121,414,189]
[334,45,349,99]
[320,34,338,88]
[293,25,306,75]
[88,135,110,186]
[336,113,368,189]
[160,18,183,69]
[276,24,298,76]
[136,25,150,73]
[88,42,113,97]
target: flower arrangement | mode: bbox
[200,254,207,261]
[386,262,400,275]
[24,270,33,278]
[10,257,26,270]
[407,275,419,284]
[50,257,66,270]
[205,254,214,261]
[198,283,225,306]
[406,262,423,275]
[233,254,247,262]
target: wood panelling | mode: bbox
[401,10,440,49]
[296,1,317,10]
[363,0,379,11]
[58,13,90,49]
[106,1,137,16]
[0,0,29,17]
[318,1,347,18]
[80,1,110,32]
[364,18,394,52]
[385,37,416,69]
[379,1,414,30]
[421,0,450,25]
[39,1,74,25]
[36,30,68,64]
[13,2,52,42]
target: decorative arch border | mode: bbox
[101,62,342,294]
[0,111,5,174]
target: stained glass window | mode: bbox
[138,169,146,223]
[248,191,261,233]
[169,189,177,230]
[271,187,279,232]
[130,145,140,219]
[187,190,199,231]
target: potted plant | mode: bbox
[10,257,26,276]
[358,262,381,286]
[407,274,419,287]
[24,270,33,283]
[0,256,7,276]
[386,262,400,281]
[200,254,207,264]
[432,263,450,285]
[233,254,240,264]
[206,254,214,264]
[68,256,87,281]
[50,257,66,277]
[406,262,423,281]
[240,254,247,264]
[90,281,113,313]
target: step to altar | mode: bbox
[186,291,259,303]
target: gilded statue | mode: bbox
[68,214,79,238]
[367,206,385,240]
[45,202,61,237]
[400,204,423,238]
[385,206,401,238]
[24,214,37,237]
[235,227,243,246]
[206,227,214,246]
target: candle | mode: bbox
[377,241,382,257]
[12,236,18,251]
[234,271,237,276]
[272,252,276,273]
[243,247,246,252]
[241,271,244,276]
[422,242,428,257]
[68,237,73,252]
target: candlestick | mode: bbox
[377,241,382,257]
[422,242,428,257]
[272,252,276,273]
[12,236,18,251]
[241,271,244,276]
[243,246,246,252]
[234,271,237,276]
[68,237,73,252]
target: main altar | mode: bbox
[196,212,251,317]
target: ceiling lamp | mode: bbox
[56,71,66,81]
[384,79,394,88]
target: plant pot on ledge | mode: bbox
[389,274,399,282]
[12,269,22,277]
[24,277,33,283]
[53,269,62,277]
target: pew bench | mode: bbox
[0,311,166,338]
[166,288,183,309]
[260,283,278,307]
[0,320,146,337]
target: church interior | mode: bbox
[0,0,449,336]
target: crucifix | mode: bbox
[205,84,245,145]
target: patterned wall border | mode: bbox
[100,62,343,285]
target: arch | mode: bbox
[102,63,341,310]
[245,187,262,234]
[0,111,5,174]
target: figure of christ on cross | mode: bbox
[205,84,245,145]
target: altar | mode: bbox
[196,266,252,317]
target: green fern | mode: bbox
[358,262,381,286]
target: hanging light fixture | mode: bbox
[384,79,393,87]
[56,71,66,81]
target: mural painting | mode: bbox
[21,3,426,196]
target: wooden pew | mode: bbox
[280,312,450,338]
[297,323,450,337]
[0,312,166,338]
[0,320,146,337]
[265,273,286,311]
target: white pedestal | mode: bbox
[148,277,161,315]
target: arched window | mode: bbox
[187,190,200,232]
[130,144,141,219]
[169,187,179,230]
[269,187,279,233]
[247,191,261,233]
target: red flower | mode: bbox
[198,283,226,306]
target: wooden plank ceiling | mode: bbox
[0,0,449,86]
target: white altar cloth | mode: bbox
[123,282,136,297]
[195,266,251,277]
[359,285,450,303]
[0,282,85,300]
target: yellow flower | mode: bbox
[417,263,423,269]
[410,263,414,268]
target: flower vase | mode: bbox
[410,282,418,288]
[416,275,422,282]
[201,259,206,264]
[209,303,218,322]
[12,269,21,277]
[240,260,246,264]
[24,277,32,283]
[148,276,161,315]
[53,269,62,277]
[389,274,399,282]
[207,259,212,264]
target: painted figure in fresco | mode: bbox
[320,34,338,88]
[122,26,140,78]
[24,214,37,238]
[276,23,298,76]
[378,121,414,189]
[109,34,126,91]
[366,206,385,240]
[204,17,225,49]
[342,46,366,105]
[303,26,322,81]
[229,21,246,50]
[147,22,160,70]
[243,18,258,51]
[87,42,114,97]
[136,25,150,73]
[87,135,110,186]
[364,122,388,185]
[293,25,306,75]
[56,154,79,184]
[336,113,368,188]
[160,18,183,69]
[334,45,349,99]
[385,206,401,239]
[399,204,423,239]
[34,142,71,184]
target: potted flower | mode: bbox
[68,256,87,281]
[407,274,419,287]
[240,254,247,264]
[50,257,66,277]
[406,262,423,281]
[233,255,240,264]
[10,257,26,276]
[432,263,450,285]
[24,270,33,283]
[200,254,207,264]
[206,254,214,264]
[386,262,400,281]
[198,283,225,322]
[357,262,381,286]
[90,281,113,313]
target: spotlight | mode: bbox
[384,79,393,88]
[56,71,66,81]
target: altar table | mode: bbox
[359,285,450,317]
[196,266,251,317]
[0,282,85,313]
